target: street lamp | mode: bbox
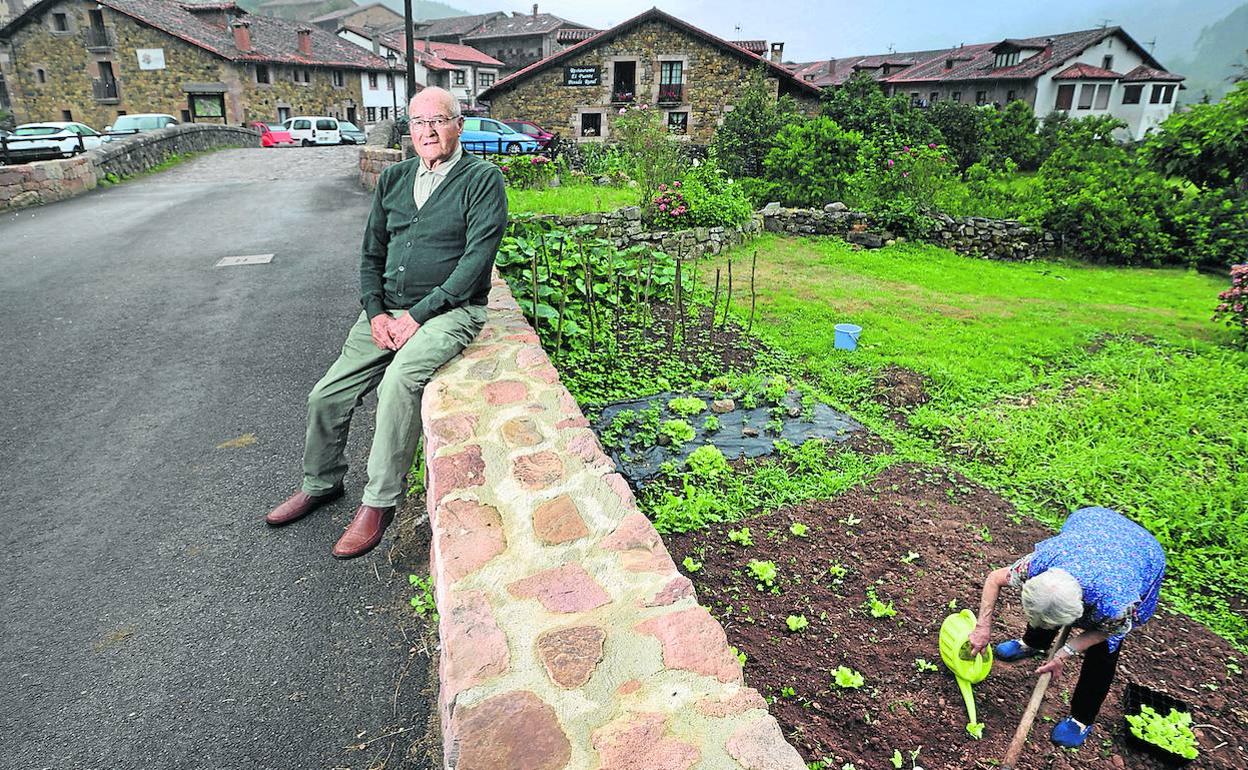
[385,49,399,120]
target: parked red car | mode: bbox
[504,120,554,149]
[250,121,294,147]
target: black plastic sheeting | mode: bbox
[590,391,863,488]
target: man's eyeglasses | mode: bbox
[410,116,460,130]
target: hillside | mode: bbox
[1169,2,1248,103]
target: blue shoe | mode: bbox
[994,639,1042,662]
[1051,717,1094,748]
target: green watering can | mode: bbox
[939,609,993,739]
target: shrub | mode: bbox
[820,72,941,156]
[651,181,690,227]
[1034,116,1176,264]
[710,65,799,178]
[1172,187,1248,269]
[1213,264,1248,344]
[496,154,556,189]
[983,100,1045,170]
[614,103,687,209]
[848,143,959,236]
[764,116,871,207]
[935,159,1042,219]
[1143,81,1248,191]
[678,160,754,227]
[926,100,989,170]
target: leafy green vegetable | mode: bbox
[728,527,754,547]
[686,444,730,479]
[966,722,985,740]
[659,419,695,447]
[667,396,707,417]
[681,556,702,573]
[789,521,809,537]
[833,665,864,689]
[748,559,778,589]
[1125,705,1199,759]
[786,614,809,632]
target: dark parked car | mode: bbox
[504,120,554,149]
[338,121,367,145]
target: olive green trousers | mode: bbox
[301,305,486,507]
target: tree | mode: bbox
[709,65,798,178]
[983,100,1044,170]
[926,100,988,169]
[820,72,940,155]
[1143,80,1248,191]
[613,104,687,209]
[763,117,871,206]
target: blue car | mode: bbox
[460,117,540,155]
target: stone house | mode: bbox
[309,2,401,34]
[0,0,389,129]
[477,7,821,145]
[408,5,594,76]
[791,26,1185,140]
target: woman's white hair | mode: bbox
[1021,568,1083,629]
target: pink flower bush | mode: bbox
[652,184,689,225]
[1213,264,1248,341]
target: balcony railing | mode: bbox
[84,26,114,49]
[657,84,683,103]
[92,78,119,102]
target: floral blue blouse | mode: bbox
[1007,507,1166,652]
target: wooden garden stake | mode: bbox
[721,259,734,332]
[711,268,721,330]
[747,249,758,334]
[581,239,597,354]
[1000,626,1072,770]
[529,234,540,330]
[553,273,569,357]
[612,273,623,352]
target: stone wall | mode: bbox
[484,18,819,145]
[1,123,257,211]
[421,274,806,770]
[762,203,1057,261]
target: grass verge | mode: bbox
[506,183,636,215]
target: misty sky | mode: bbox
[448,0,1243,65]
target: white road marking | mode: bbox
[215,254,275,267]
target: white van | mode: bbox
[282,116,340,146]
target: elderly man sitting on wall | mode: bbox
[264,86,507,558]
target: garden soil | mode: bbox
[664,463,1248,770]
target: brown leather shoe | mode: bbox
[332,504,395,559]
[265,486,344,527]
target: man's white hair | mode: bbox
[1021,568,1083,629]
[409,86,460,117]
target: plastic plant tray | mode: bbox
[1122,681,1197,767]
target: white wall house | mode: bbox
[802,26,1184,141]
[337,26,415,127]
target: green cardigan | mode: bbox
[360,150,508,324]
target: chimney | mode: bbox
[532,4,538,16]
[770,41,784,63]
[231,19,252,52]
[297,26,313,56]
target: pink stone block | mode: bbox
[504,331,541,344]
[516,346,548,370]
[429,445,484,504]
[461,343,504,360]
[452,690,571,770]
[532,365,561,384]
[634,608,743,684]
[643,575,695,607]
[437,499,506,583]
[508,563,611,613]
[513,450,565,490]
[567,429,612,469]
[484,379,529,405]
[604,473,636,508]
[556,416,591,429]
[536,625,607,688]
[694,689,768,718]
[616,679,642,696]
[440,591,509,697]
[725,716,808,770]
[592,713,700,770]
[601,513,661,552]
[427,413,477,448]
[532,495,590,545]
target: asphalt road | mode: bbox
[0,147,436,770]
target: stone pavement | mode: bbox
[419,276,807,769]
[141,144,360,185]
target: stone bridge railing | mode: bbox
[1,124,258,212]
[420,275,805,769]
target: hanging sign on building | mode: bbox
[563,66,600,86]
[136,48,166,70]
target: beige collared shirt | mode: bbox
[413,142,463,209]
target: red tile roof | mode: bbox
[731,40,767,55]
[0,0,390,69]
[1121,64,1185,82]
[463,12,591,41]
[479,7,822,101]
[1053,63,1123,80]
[556,28,598,43]
[379,34,504,68]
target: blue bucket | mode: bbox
[834,323,862,351]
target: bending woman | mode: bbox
[968,506,1165,748]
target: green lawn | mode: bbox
[507,183,636,215]
[706,234,1248,649]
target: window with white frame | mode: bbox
[367,106,376,122]
[1094,84,1112,109]
[667,111,688,134]
[479,72,495,88]
[993,51,1019,68]
[368,72,378,89]
[332,70,345,88]
[452,70,465,86]
[1077,83,1096,109]
[580,111,602,137]
[1055,84,1075,110]
[1122,84,1143,104]
[256,64,271,84]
